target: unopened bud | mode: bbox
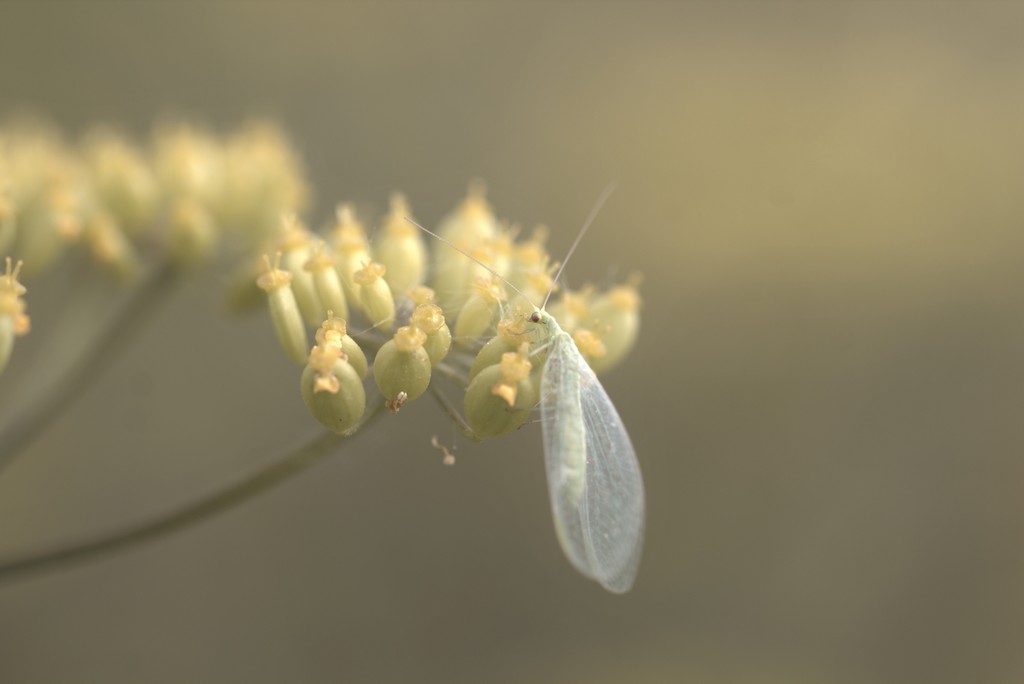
[304,243,349,322]
[354,261,395,333]
[314,312,368,378]
[410,303,451,366]
[586,283,641,375]
[373,326,431,408]
[464,344,538,438]
[301,346,366,435]
[257,253,309,365]
[373,193,426,295]
[276,214,324,325]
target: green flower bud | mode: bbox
[433,182,500,317]
[373,193,426,295]
[354,261,395,333]
[571,328,608,370]
[464,345,538,438]
[166,198,217,265]
[407,285,436,307]
[545,285,594,335]
[0,257,29,374]
[330,204,370,308]
[587,284,641,375]
[315,313,368,379]
[373,326,431,411]
[257,253,309,366]
[410,303,451,366]
[83,129,158,235]
[438,180,498,246]
[304,243,349,322]
[506,225,549,293]
[17,181,79,279]
[433,240,497,319]
[83,212,140,281]
[454,277,506,346]
[301,344,366,435]
[276,214,324,326]
[468,316,531,382]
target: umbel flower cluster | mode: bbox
[255,187,642,442]
[0,118,307,374]
[0,117,643,589]
[0,120,641,425]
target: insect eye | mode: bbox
[529,312,541,323]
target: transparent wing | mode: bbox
[541,336,645,593]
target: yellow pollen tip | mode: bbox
[473,277,506,302]
[408,286,436,306]
[276,213,311,250]
[315,311,349,347]
[499,344,532,383]
[497,315,529,343]
[353,261,386,285]
[491,382,518,407]
[573,329,607,359]
[393,325,427,353]
[256,252,292,291]
[610,285,642,310]
[303,242,334,272]
[1,258,26,296]
[411,304,445,334]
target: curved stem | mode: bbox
[0,262,179,472]
[0,428,349,581]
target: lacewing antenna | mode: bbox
[541,183,617,311]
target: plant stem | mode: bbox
[0,262,179,472]
[0,427,349,581]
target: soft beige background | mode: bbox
[2,2,1024,683]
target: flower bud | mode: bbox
[587,283,641,375]
[454,276,505,346]
[304,243,349,322]
[153,123,222,204]
[373,193,426,295]
[468,315,532,382]
[464,344,538,438]
[354,261,395,333]
[410,303,451,366]
[216,121,309,244]
[572,328,608,366]
[438,180,498,246]
[507,225,549,293]
[83,211,140,281]
[545,286,593,335]
[0,257,29,373]
[276,214,324,326]
[408,285,436,307]
[83,129,158,235]
[434,240,498,319]
[433,182,500,317]
[315,312,368,379]
[373,326,431,410]
[166,197,217,265]
[519,267,557,313]
[17,180,80,278]
[301,344,366,435]
[330,204,370,308]
[257,253,309,365]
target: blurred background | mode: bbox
[1,1,1024,682]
